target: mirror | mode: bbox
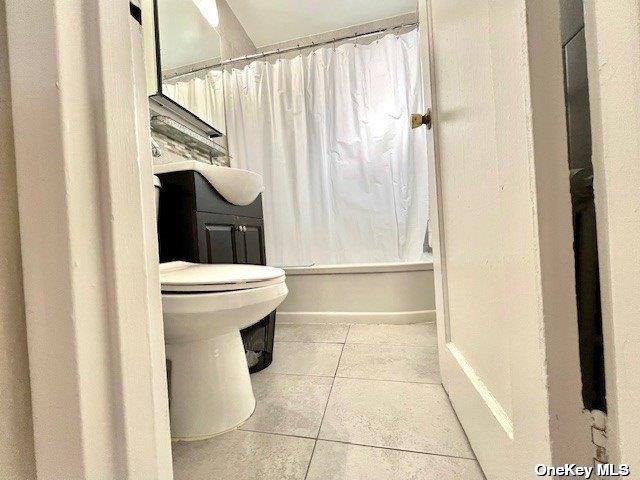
[147,0,226,136]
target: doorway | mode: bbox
[560,0,606,414]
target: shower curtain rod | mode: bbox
[166,21,419,80]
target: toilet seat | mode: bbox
[160,261,285,292]
[160,261,288,343]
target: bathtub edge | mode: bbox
[282,261,434,276]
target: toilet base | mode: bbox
[165,329,256,440]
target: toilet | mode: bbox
[155,175,287,440]
[160,261,288,440]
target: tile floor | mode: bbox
[172,322,485,480]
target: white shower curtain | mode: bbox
[225,30,429,266]
[163,70,226,132]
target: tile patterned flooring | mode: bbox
[172,323,485,480]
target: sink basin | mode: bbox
[154,160,264,206]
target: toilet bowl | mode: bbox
[160,261,288,440]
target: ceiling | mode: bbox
[226,0,417,48]
[158,0,222,70]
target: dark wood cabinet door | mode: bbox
[196,213,266,266]
[236,216,266,265]
[244,226,263,265]
[234,226,246,264]
[196,212,237,264]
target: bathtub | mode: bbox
[276,261,436,325]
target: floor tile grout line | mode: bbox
[321,341,346,436]
[276,323,436,348]
[343,323,351,344]
[277,322,436,327]
[341,324,351,344]
[303,440,318,479]
[332,331,348,378]
[275,339,438,348]
[275,339,437,347]
[274,340,347,345]
[254,372,443,386]
[236,427,317,442]
[333,375,442,386]
[314,438,478,462]
[343,342,438,348]
[304,338,347,480]
[254,371,336,379]
[231,426,477,463]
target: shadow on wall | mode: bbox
[0,1,37,478]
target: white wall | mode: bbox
[217,0,256,60]
[584,0,640,466]
[224,0,415,48]
[0,2,36,478]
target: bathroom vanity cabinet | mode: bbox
[157,170,266,266]
[157,170,275,373]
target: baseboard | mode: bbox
[276,309,436,325]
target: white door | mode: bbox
[417,1,591,478]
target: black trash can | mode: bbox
[242,310,277,373]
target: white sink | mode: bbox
[154,160,264,206]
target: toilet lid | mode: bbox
[159,261,285,293]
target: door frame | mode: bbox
[420,0,592,477]
[583,0,640,466]
[5,0,173,478]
